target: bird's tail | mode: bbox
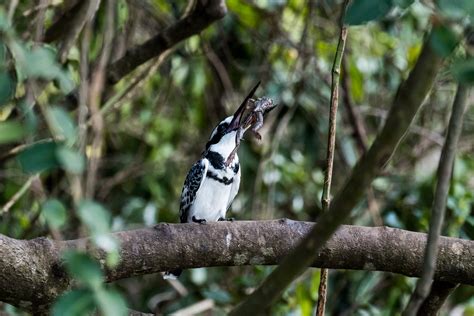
[163,269,182,280]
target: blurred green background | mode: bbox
[0,0,473,315]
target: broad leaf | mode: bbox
[452,58,474,84]
[13,44,74,93]
[63,252,104,289]
[17,141,59,173]
[52,289,95,316]
[344,0,393,25]
[430,25,459,57]
[0,70,15,106]
[42,199,67,229]
[77,200,111,235]
[437,0,474,19]
[94,288,128,316]
[0,121,24,144]
[56,146,85,174]
[47,107,77,145]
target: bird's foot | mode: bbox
[218,217,235,222]
[192,216,207,224]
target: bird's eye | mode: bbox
[220,122,229,132]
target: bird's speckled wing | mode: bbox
[179,159,208,223]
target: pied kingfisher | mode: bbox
[164,83,261,279]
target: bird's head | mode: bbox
[204,82,260,158]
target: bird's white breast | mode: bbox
[188,155,239,222]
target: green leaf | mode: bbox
[94,234,119,253]
[94,288,128,316]
[437,0,474,19]
[310,270,321,300]
[347,58,365,103]
[203,288,232,304]
[47,107,77,145]
[0,121,25,144]
[56,146,85,174]
[17,141,59,173]
[106,249,120,268]
[0,9,9,32]
[295,282,312,316]
[0,70,15,106]
[14,44,74,94]
[52,289,95,316]
[0,40,6,61]
[430,25,458,57]
[77,200,111,235]
[344,0,393,25]
[42,199,67,229]
[63,252,104,289]
[452,58,474,84]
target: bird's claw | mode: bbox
[192,216,207,224]
[218,217,235,222]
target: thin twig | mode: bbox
[44,0,101,62]
[71,21,92,205]
[403,85,470,315]
[316,2,349,315]
[85,0,115,199]
[202,40,234,96]
[7,0,19,23]
[78,23,91,155]
[1,175,37,214]
[97,162,147,200]
[86,49,173,128]
[0,138,54,164]
[33,0,49,43]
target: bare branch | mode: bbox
[418,281,458,316]
[230,29,445,315]
[7,0,19,22]
[317,1,349,314]
[1,220,474,313]
[403,85,470,315]
[0,175,36,214]
[85,0,115,199]
[44,0,101,62]
[106,0,227,84]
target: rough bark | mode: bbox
[0,220,473,312]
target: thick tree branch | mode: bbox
[231,30,445,315]
[404,85,470,315]
[418,281,458,315]
[106,0,227,84]
[1,220,474,312]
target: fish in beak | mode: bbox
[226,81,261,132]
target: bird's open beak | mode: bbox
[227,81,261,131]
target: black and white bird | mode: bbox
[164,83,261,280]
